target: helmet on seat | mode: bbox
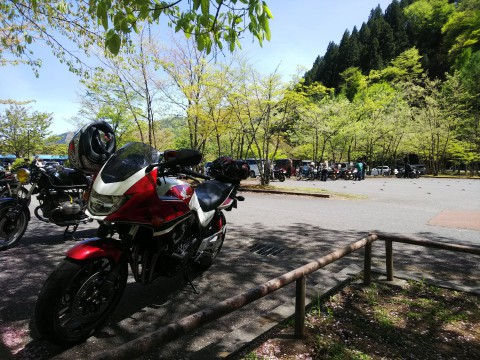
[68,121,116,173]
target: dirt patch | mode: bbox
[242,278,480,360]
[428,210,480,231]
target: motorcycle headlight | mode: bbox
[16,168,30,184]
[88,189,128,216]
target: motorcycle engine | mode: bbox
[37,193,83,222]
[170,222,194,263]
[58,200,83,215]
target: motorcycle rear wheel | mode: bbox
[35,257,128,345]
[0,204,29,251]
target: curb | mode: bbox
[193,264,362,359]
[239,187,330,198]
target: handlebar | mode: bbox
[146,163,211,181]
[181,168,211,180]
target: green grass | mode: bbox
[240,183,367,199]
[244,278,480,360]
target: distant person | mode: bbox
[355,159,363,181]
[404,162,412,178]
[320,160,328,181]
[361,159,366,180]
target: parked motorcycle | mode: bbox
[296,164,316,181]
[328,167,339,180]
[271,168,286,182]
[0,122,116,251]
[395,168,420,178]
[34,143,249,345]
[0,171,29,202]
[338,167,354,180]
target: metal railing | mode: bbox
[91,233,480,360]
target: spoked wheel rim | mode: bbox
[0,206,28,248]
[54,258,127,340]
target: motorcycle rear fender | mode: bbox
[0,198,31,221]
[66,237,123,263]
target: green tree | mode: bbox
[0,105,52,158]
[404,0,454,78]
[227,64,299,184]
[1,0,273,74]
[339,67,367,101]
[154,36,214,153]
[407,77,465,175]
[442,0,480,60]
[384,0,411,56]
[369,47,424,84]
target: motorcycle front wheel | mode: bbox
[35,257,128,345]
[278,173,286,182]
[0,204,29,251]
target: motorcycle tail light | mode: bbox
[88,189,129,216]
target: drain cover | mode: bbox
[248,243,286,256]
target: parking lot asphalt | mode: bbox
[0,176,479,359]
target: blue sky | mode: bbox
[0,0,393,135]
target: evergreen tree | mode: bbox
[404,0,454,79]
[304,56,322,85]
[320,42,341,88]
[337,29,361,74]
[384,0,411,56]
[358,22,372,72]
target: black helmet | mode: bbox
[68,121,116,173]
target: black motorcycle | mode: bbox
[0,164,93,250]
[271,168,286,182]
[0,121,116,251]
[0,171,29,202]
[395,168,420,179]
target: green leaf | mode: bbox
[139,4,150,19]
[193,0,201,11]
[263,3,273,19]
[153,5,162,20]
[97,1,109,30]
[262,14,271,40]
[256,3,263,16]
[106,31,121,55]
[201,0,209,17]
[197,34,205,51]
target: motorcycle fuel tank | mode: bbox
[104,174,192,228]
[50,168,89,187]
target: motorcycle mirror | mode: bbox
[175,149,202,167]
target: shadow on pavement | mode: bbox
[1,223,478,359]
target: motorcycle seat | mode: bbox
[194,180,234,212]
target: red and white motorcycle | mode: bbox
[35,142,248,345]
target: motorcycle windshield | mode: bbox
[100,142,161,184]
